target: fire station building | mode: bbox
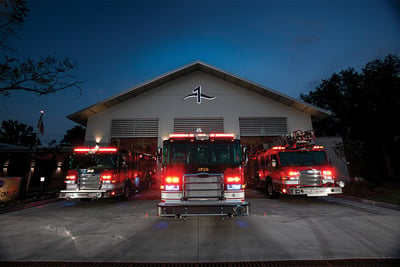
[67,61,330,155]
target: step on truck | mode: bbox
[59,146,137,200]
[248,130,345,198]
[157,132,250,217]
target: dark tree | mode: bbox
[61,126,86,146]
[0,119,39,147]
[0,0,82,97]
[301,54,400,183]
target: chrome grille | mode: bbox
[79,173,101,189]
[299,170,322,186]
[183,174,223,199]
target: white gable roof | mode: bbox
[67,61,330,126]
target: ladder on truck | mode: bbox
[270,130,316,149]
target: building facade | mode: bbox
[67,61,330,155]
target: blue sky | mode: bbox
[1,0,399,145]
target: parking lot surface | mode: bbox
[0,188,399,263]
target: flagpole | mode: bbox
[26,110,45,193]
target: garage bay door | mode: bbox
[239,117,287,136]
[111,119,159,138]
[174,117,224,133]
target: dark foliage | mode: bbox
[301,54,400,182]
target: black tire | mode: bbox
[266,180,279,199]
[123,182,132,198]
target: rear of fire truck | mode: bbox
[252,130,345,198]
[59,147,134,200]
[157,132,250,217]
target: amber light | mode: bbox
[226,176,241,183]
[165,176,180,184]
[272,146,286,150]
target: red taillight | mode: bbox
[66,170,78,180]
[101,171,113,182]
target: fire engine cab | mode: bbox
[59,146,135,200]
[157,131,250,217]
[249,130,345,198]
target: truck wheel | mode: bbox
[124,183,132,198]
[266,181,279,199]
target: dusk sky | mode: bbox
[1,0,399,145]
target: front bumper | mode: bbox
[287,186,342,197]
[59,190,107,199]
[157,200,250,217]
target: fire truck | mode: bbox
[248,130,345,198]
[132,152,157,190]
[157,132,250,217]
[59,146,136,200]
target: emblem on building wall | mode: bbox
[183,85,216,104]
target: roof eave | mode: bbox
[67,61,331,125]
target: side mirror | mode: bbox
[157,147,163,163]
[271,159,277,168]
[242,146,249,164]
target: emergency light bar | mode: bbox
[209,133,235,138]
[73,147,118,153]
[169,133,235,140]
[169,133,195,138]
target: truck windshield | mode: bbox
[70,154,116,169]
[279,151,328,166]
[165,142,241,165]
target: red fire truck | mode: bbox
[248,130,345,198]
[59,146,136,200]
[157,132,250,217]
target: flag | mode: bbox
[37,111,44,135]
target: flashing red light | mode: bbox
[288,171,300,177]
[224,167,243,186]
[66,170,78,180]
[272,146,286,150]
[282,188,287,194]
[322,170,333,176]
[209,133,235,138]
[101,171,113,181]
[74,147,91,153]
[169,133,195,138]
[99,147,118,152]
[73,147,118,153]
[165,176,180,184]
[313,145,324,150]
[226,176,241,183]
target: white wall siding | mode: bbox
[85,71,313,146]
